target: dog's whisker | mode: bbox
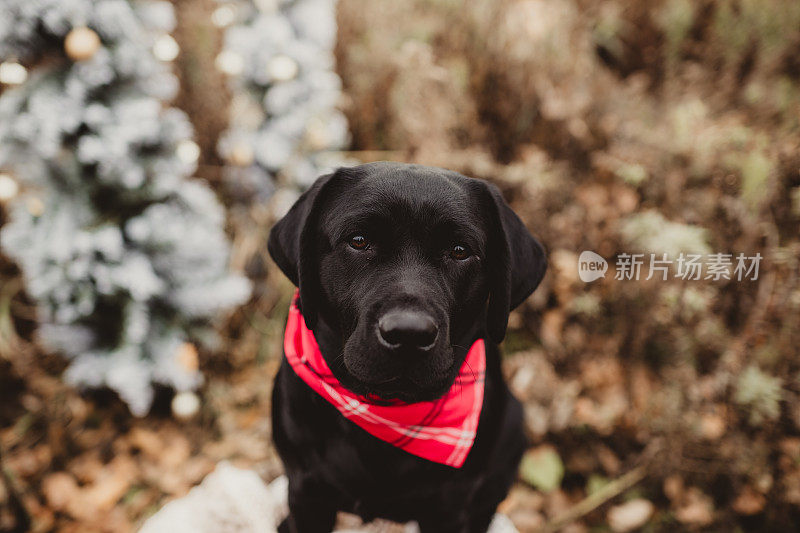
[462,358,479,382]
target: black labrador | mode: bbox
[268,162,546,533]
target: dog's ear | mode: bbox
[268,172,337,328]
[480,181,547,343]
[268,173,332,285]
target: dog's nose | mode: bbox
[377,310,438,349]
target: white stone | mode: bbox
[140,466,520,533]
[140,463,278,533]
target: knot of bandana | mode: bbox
[283,294,486,468]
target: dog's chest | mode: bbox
[274,364,477,490]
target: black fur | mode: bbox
[268,162,546,532]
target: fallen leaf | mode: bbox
[699,412,726,440]
[613,185,640,214]
[69,451,104,484]
[42,472,79,512]
[176,343,199,372]
[509,508,546,531]
[675,487,714,526]
[597,445,621,476]
[5,443,51,478]
[732,485,766,515]
[519,445,564,493]
[544,489,572,519]
[586,474,610,496]
[540,310,565,350]
[82,455,138,512]
[158,431,192,469]
[607,498,654,532]
[498,484,545,515]
[663,475,684,502]
[128,427,163,459]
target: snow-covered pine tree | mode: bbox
[0,0,251,416]
[213,0,350,208]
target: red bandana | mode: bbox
[283,294,486,468]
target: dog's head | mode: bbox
[269,162,546,402]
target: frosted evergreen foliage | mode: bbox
[216,0,350,204]
[0,0,251,415]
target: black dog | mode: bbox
[268,162,546,533]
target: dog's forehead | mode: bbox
[332,163,475,216]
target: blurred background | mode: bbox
[1,0,799,531]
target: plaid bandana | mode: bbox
[283,294,486,468]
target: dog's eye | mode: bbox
[349,235,369,250]
[449,244,470,260]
